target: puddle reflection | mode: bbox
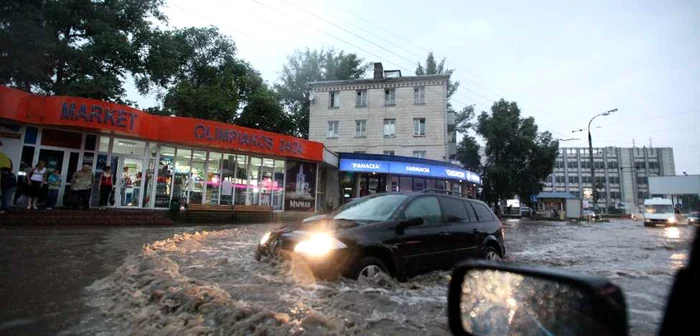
[664,227,680,240]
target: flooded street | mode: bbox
[1,220,694,335]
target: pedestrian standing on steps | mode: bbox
[46,169,62,210]
[98,166,113,210]
[26,161,47,210]
[71,164,94,210]
[1,167,18,214]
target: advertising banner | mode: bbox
[285,160,316,211]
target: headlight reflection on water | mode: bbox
[664,227,680,240]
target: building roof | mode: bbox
[308,74,450,87]
[537,192,579,200]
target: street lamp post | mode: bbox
[583,108,617,209]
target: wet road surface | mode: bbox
[0,220,694,335]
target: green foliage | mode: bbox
[456,135,481,172]
[276,48,369,138]
[0,0,165,104]
[477,99,559,205]
[415,52,460,113]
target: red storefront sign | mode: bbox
[0,86,323,162]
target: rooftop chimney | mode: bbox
[373,62,383,79]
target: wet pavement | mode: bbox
[0,220,694,335]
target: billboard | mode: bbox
[284,160,316,211]
[649,175,700,195]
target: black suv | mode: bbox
[255,191,505,281]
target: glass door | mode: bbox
[115,156,145,207]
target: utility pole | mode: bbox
[575,108,618,211]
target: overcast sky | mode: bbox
[126,0,700,174]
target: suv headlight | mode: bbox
[294,233,347,256]
[260,232,272,245]
[668,217,677,224]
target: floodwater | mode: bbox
[0,220,694,335]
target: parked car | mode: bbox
[688,211,700,225]
[255,191,506,281]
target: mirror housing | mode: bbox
[448,260,628,336]
[397,217,423,231]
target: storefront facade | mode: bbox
[0,86,324,211]
[337,153,481,202]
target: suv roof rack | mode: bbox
[418,188,474,199]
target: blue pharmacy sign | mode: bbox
[339,158,480,183]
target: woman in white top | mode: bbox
[26,161,48,210]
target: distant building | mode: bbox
[542,147,676,207]
[308,62,456,161]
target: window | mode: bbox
[636,176,648,185]
[568,176,579,183]
[413,151,426,158]
[609,176,620,184]
[355,120,366,137]
[470,202,495,221]
[594,161,605,170]
[383,151,395,156]
[329,91,340,108]
[568,161,578,169]
[580,161,590,169]
[403,196,442,225]
[383,119,396,137]
[441,197,472,222]
[638,192,647,200]
[413,118,426,136]
[327,121,339,138]
[610,191,621,199]
[555,176,565,184]
[355,89,367,107]
[384,88,395,106]
[414,86,425,104]
[634,161,646,170]
[555,161,564,169]
[607,161,618,169]
[648,161,660,169]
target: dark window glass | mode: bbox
[471,202,495,221]
[41,129,82,149]
[440,197,471,222]
[20,146,35,171]
[24,126,38,144]
[404,196,442,225]
[85,134,97,151]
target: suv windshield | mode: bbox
[645,204,674,213]
[334,194,407,222]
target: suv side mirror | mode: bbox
[448,260,628,336]
[397,217,423,230]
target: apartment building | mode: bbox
[308,62,455,161]
[542,147,676,207]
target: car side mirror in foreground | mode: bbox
[448,260,628,336]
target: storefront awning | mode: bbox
[338,154,481,184]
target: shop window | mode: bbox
[112,138,146,156]
[41,128,82,149]
[436,180,446,190]
[249,157,262,205]
[259,158,275,206]
[399,177,413,192]
[153,146,174,208]
[188,150,206,205]
[24,126,38,144]
[85,134,97,151]
[426,179,436,190]
[173,148,191,202]
[205,152,222,205]
[219,154,236,205]
[142,158,156,208]
[235,155,249,205]
[273,160,285,210]
[413,178,426,191]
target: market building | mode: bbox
[0,86,327,212]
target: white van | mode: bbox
[642,198,678,227]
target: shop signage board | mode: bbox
[339,158,481,183]
[0,86,324,163]
[284,160,316,211]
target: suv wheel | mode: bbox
[350,257,390,282]
[481,246,502,262]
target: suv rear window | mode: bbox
[440,196,472,222]
[470,202,495,221]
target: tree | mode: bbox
[276,49,369,138]
[0,0,165,104]
[139,27,293,133]
[477,99,559,206]
[456,135,481,172]
[415,52,460,113]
